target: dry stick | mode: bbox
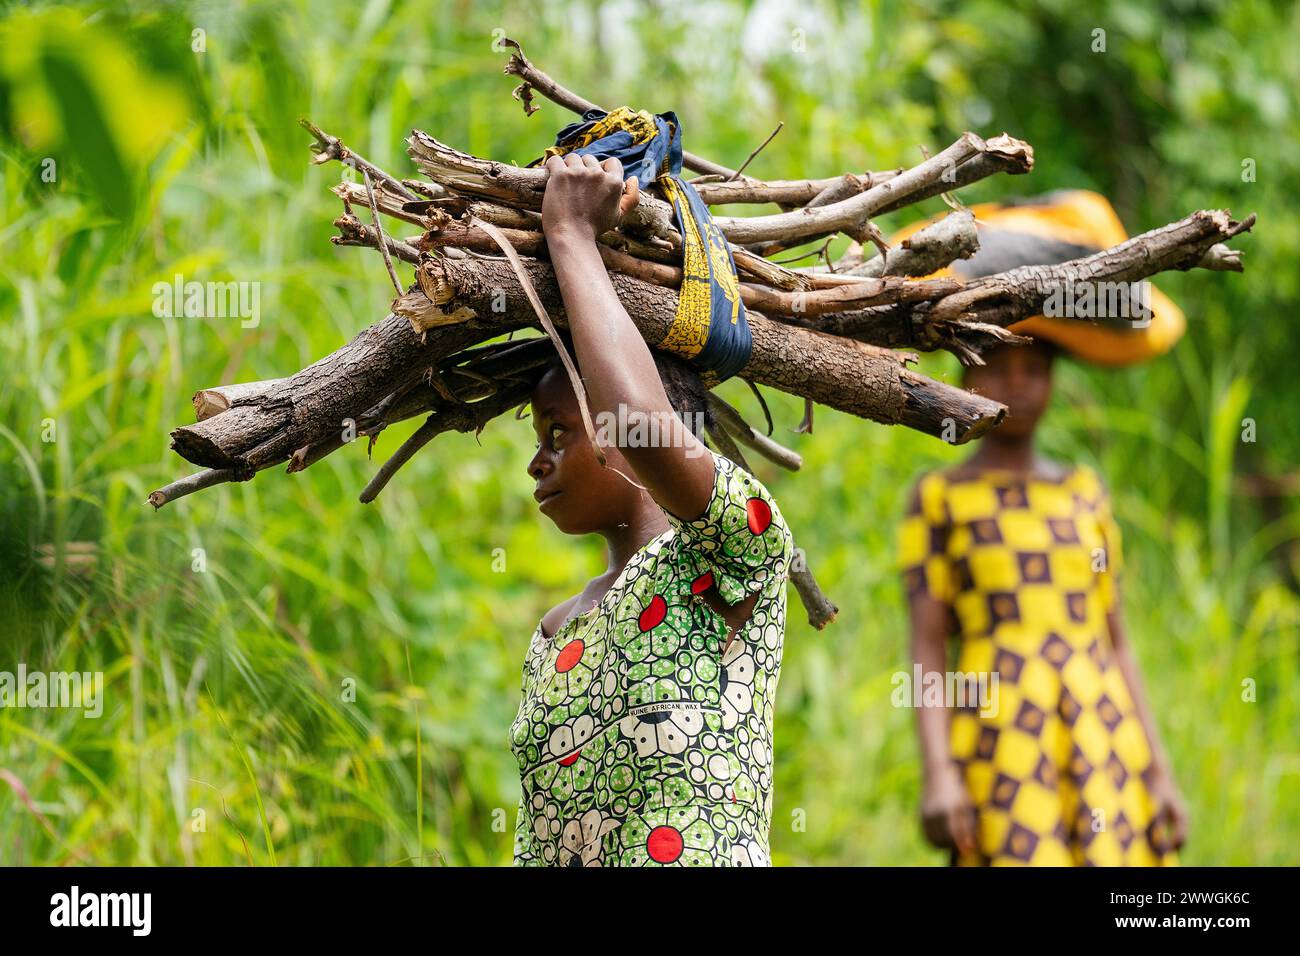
[359,382,534,503]
[871,148,1033,217]
[814,208,981,279]
[693,171,899,206]
[808,303,1027,366]
[811,207,1256,360]
[711,132,995,245]
[331,181,427,225]
[771,237,834,265]
[500,37,742,179]
[332,214,422,264]
[300,118,422,202]
[737,138,1034,253]
[728,122,784,181]
[148,467,249,509]
[364,170,404,296]
[470,216,606,466]
[706,394,802,471]
[791,173,880,249]
[315,344,552,475]
[157,344,554,507]
[166,310,500,471]
[744,379,774,437]
[796,398,814,435]
[789,558,840,630]
[927,209,1257,324]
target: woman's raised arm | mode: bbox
[540,153,716,521]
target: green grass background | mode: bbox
[1,0,1297,865]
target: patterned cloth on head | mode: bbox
[898,466,1177,866]
[511,450,793,866]
[536,106,751,383]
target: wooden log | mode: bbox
[711,133,1032,245]
[927,208,1256,324]
[418,256,1006,442]
[823,209,981,278]
[168,307,526,471]
[692,171,899,206]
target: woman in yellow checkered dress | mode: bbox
[899,340,1187,866]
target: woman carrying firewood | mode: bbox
[898,191,1189,866]
[510,110,793,866]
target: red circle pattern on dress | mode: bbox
[554,639,584,673]
[646,825,684,863]
[638,594,667,632]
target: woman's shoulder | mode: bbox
[939,456,1084,485]
[902,467,952,519]
[539,595,582,641]
[1064,462,1110,504]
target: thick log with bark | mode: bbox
[416,256,1007,441]
[927,208,1257,325]
[169,310,522,471]
[168,265,1005,474]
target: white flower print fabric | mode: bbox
[511,450,794,866]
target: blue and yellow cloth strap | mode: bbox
[536,106,752,382]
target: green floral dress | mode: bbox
[511,450,794,866]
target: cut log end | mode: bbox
[170,427,244,470]
[192,389,231,421]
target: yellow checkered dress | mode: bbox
[899,467,1176,866]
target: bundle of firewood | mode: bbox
[150,39,1254,627]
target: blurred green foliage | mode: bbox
[0,0,1296,865]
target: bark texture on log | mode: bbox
[170,306,526,470]
[928,209,1256,324]
[419,257,1006,442]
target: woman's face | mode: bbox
[963,342,1055,440]
[527,367,643,535]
